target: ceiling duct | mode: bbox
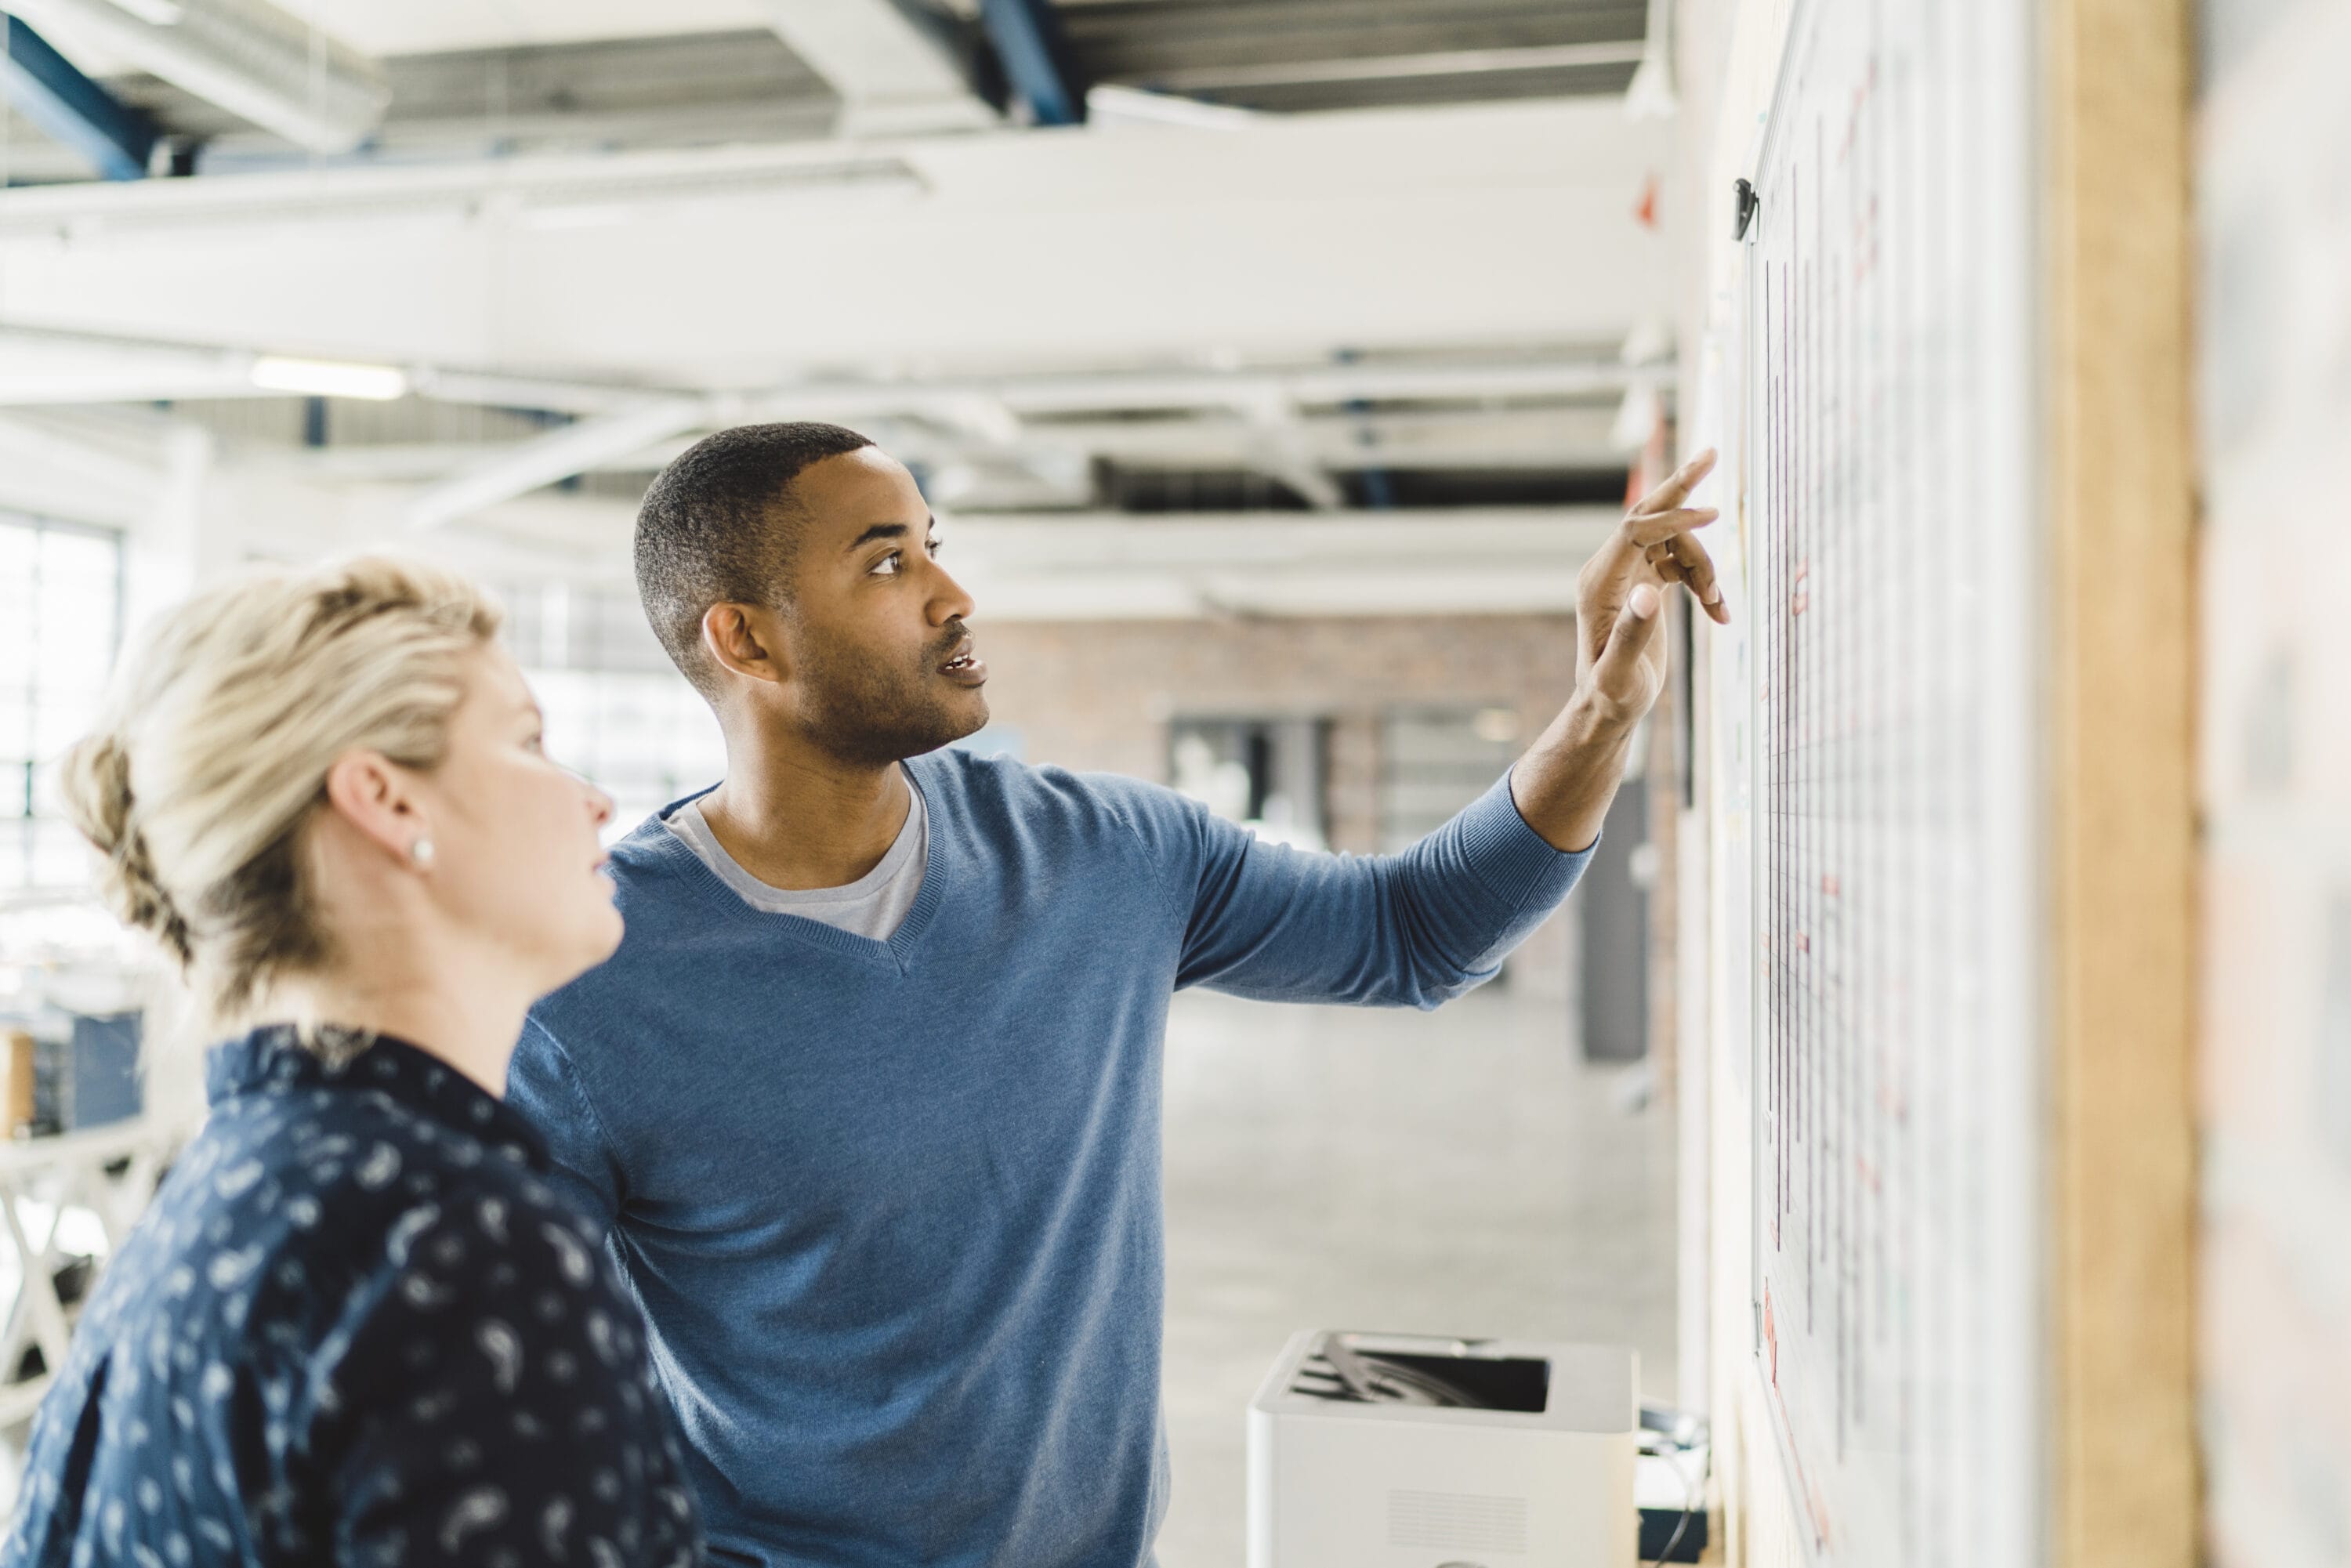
[0,147,926,237]
[5,0,389,153]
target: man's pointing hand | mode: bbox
[1575,448,1726,726]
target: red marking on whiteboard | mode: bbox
[1821,873,1840,895]
[1795,932,1811,953]
[1633,172,1660,230]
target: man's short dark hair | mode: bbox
[634,422,875,697]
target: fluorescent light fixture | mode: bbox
[251,355,408,400]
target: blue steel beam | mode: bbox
[977,0,1084,126]
[1,13,156,181]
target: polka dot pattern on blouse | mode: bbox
[1,1027,705,1568]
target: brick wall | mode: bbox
[969,614,1591,1001]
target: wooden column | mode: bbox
[2045,0,2200,1563]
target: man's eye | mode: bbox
[926,538,944,558]
[871,552,901,576]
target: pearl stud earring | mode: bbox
[410,838,436,869]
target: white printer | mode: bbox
[1247,1331,1637,1568]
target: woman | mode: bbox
[2,557,702,1566]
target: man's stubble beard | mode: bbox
[794,628,988,768]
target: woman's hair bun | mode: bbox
[59,730,196,966]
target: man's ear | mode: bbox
[702,603,790,686]
[321,749,423,864]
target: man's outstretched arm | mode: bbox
[1511,448,1726,853]
[1151,450,1729,1009]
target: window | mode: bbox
[1377,705,1521,853]
[0,516,125,896]
[496,580,726,836]
[529,668,728,835]
[1168,716,1329,851]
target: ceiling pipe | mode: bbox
[978,0,1085,126]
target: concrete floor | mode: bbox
[1156,983,1679,1568]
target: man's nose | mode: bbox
[929,562,977,625]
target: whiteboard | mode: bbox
[1740,2,2043,1563]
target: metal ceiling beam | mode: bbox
[278,404,1625,486]
[0,327,1667,433]
[406,397,715,532]
[947,509,1618,567]
[388,493,1623,620]
[0,408,169,521]
[980,0,1084,125]
[5,0,387,154]
[0,98,1668,368]
[0,14,155,181]
[934,509,1623,621]
[757,0,996,135]
[184,28,839,173]
[1117,40,1646,95]
[744,360,1667,422]
[1230,389,1340,509]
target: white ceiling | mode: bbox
[0,10,1675,611]
[271,0,780,57]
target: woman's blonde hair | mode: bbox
[60,555,503,1030]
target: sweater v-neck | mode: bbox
[629,755,948,973]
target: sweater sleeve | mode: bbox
[1152,769,1597,1009]
[505,1017,626,1236]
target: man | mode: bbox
[509,423,1724,1568]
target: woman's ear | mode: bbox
[321,750,426,866]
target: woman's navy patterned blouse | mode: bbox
[2,1027,705,1567]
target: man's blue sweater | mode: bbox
[509,748,1593,1568]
